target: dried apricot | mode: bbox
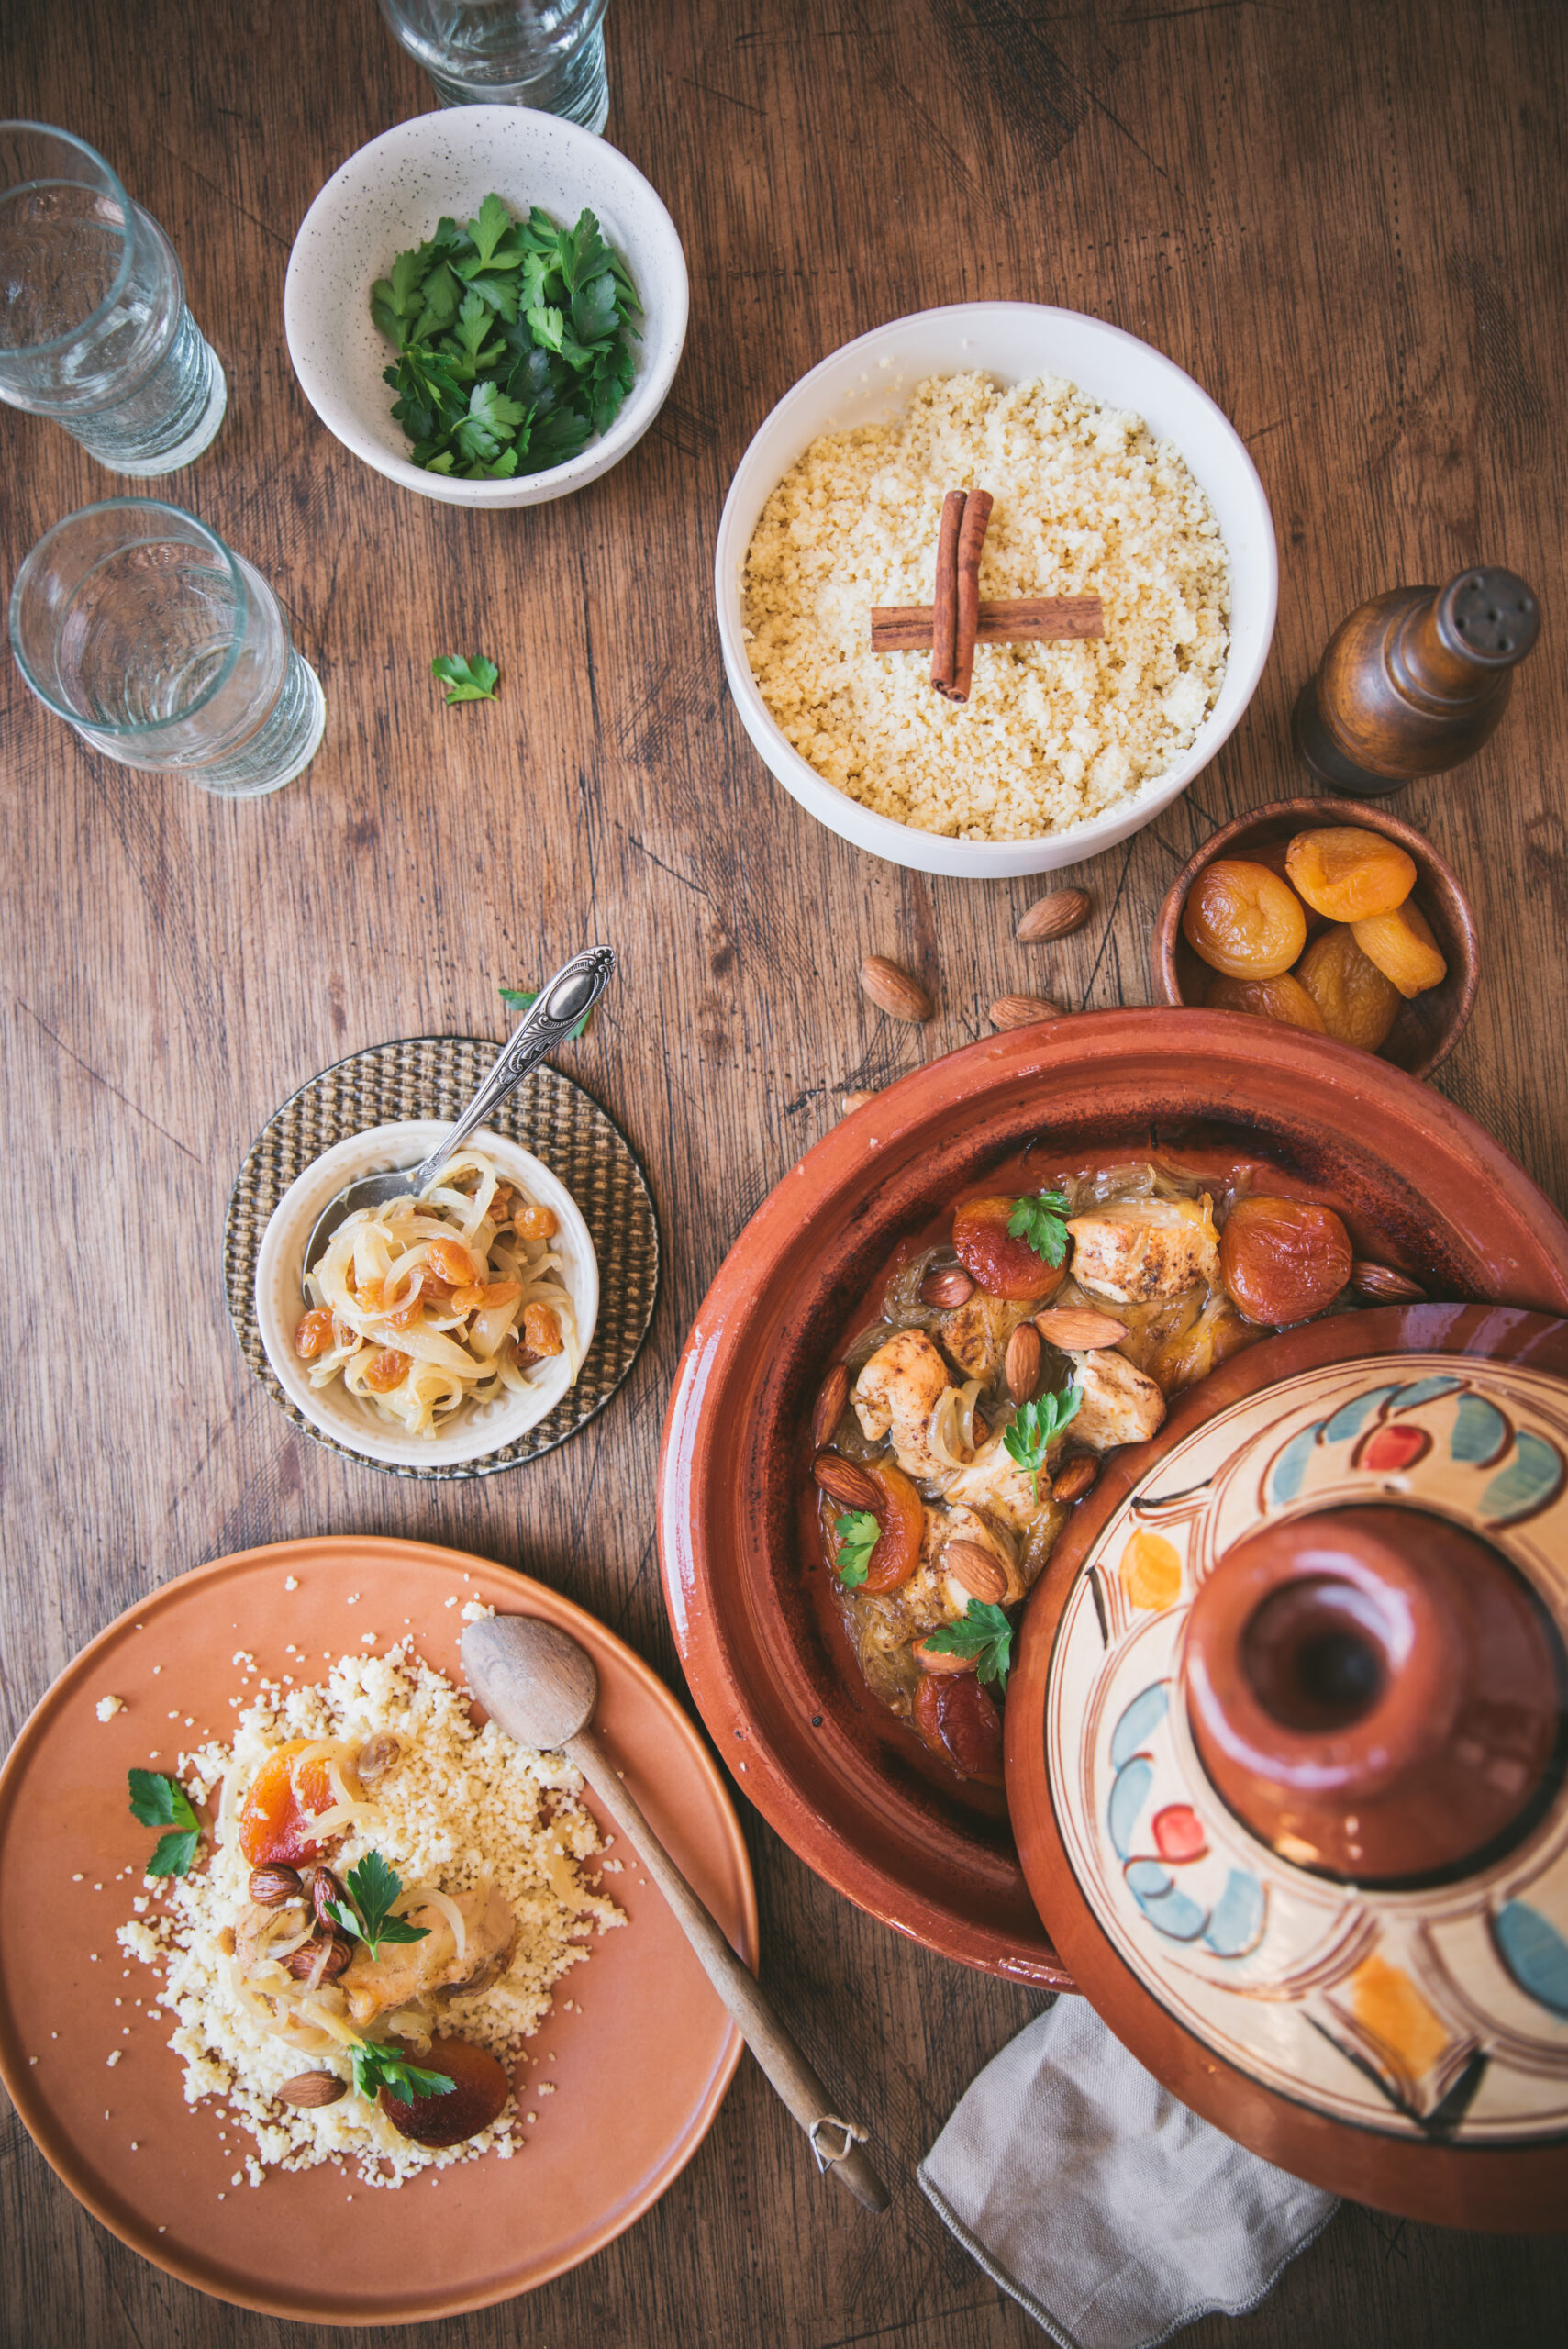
[1181,860,1307,978]
[1204,973,1327,1034]
[1250,840,1329,937]
[1351,899,1447,998]
[1294,926,1402,1051]
[295,1308,336,1359]
[381,2036,511,2148]
[1219,1196,1352,1326]
[951,1195,1068,1303]
[1284,828,1415,922]
[238,1741,338,1867]
[840,1458,924,1595]
[912,1671,1004,1782]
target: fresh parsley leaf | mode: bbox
[410,259,462,342]
[465,272,520,323]
[470,191,516,268]
[498,985,595,1039]
[350,2038,456,2107]
[454,379,526,463]
[128,1769,201,1876]
[920,1601,1014,1690]
[571,271,619,347]
[832,1509,880,1588]
[1003,1384,1084,1502]
[1007,1188,1073,1268]
[328,1850,431,1960]
[431,652,500,704]
[525,303,566,355]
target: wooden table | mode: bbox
[4,3,1565,2341]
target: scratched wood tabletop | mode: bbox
[4,2,1566,2343]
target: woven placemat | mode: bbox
[223,1038,660,1480]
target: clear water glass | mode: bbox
[8,499,326,798]
[377,0,610,130]
[0,121,226,475]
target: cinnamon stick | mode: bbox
[871,596,1104,651]
[951,489,994,702]
[929,489,967,696]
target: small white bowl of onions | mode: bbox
[254,1121,598,1472]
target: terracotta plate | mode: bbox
[657,1011,1568,1982]
[0,1538,756,2324]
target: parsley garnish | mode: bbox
[327,1851,431,1960]
[832,1509,881,1588]
[499,984,595,1039]
[1007,1188,1073,1267]
[921,1600,1015,1690]
[1003,1384,1084,1502]
[350,2037,455,2107]
[431,652,499,704]
[373,195,641,480]
[128,1767,202,1876]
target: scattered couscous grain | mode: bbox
[742,371,1229,842]
[95,1694,127,1721]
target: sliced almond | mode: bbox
[1034,1307,1129,1350]
[810,1364,851,1451]
[1005,1322,1043,1404]
[860,955,932,1024]
[1051,1453,1100,1506]
[812,1453,882,1512]
[1017,888,1092,942]
[945,1540,1008,1605]
[1351,1261,1427,1302]
[920,1265,975,1308]
[912,1635,977,1676]
[990,994,1062,1031]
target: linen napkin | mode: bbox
[919,1997,1337,2349]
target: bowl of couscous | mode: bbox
[715,304,1277,878]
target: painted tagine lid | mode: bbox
[1007,1306,1568,2230]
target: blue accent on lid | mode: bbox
[1110,1683,1169,1772]
[1480,1430,1565,1526]
[1391,1375,1464,1411]
[1269,1421,1326,1504]
[1492,1900,1568,2021]
[1323,1386,1402,1442]
[1129,1877,1207,1943]
[1451,1393,1509,1465]
[1203,1870,1267,1959]
[1124,1859,1171,1898]
[1108,1759,1153,1860]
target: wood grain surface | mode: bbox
[3,3,1565,2343]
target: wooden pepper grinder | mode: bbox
[1293,566,1540,796]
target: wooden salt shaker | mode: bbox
[1293,565,1540,796]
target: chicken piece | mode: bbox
[1066,1196,1219,1305]
[944,1428,1057,1532]
[852,1329,954,1483]
[939,1293,1035,1384]
[342,1884,516,2027]
[1067,1347,1167,1450]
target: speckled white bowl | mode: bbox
[254,1121,598,1470]
[284,109,688,508]
[715,303,1278,878]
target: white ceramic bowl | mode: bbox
[284,109,688,508]
[715,302,1278,878]
[254,1122,599,1470]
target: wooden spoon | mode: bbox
[462,1613,891,2213]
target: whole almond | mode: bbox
[248,1864,304,1907]
[308,1865,346,1932]
[1017,888,1092,943]
[812,1453,882,1512]
[283,1931,352,1984]
[841,1089,878,1116]
[1051,1453,1100,1506]
[1351,1261,1427,1302]
[1034,1307,1128,1350]
[989,995,1061,1031]
[860,955,931,1025]
[278,2071,347,2110]
[1006,1322,1043,1403]
[913,1635,976,1676]
[920,1265,975,1308]
[944,1541,1008,1606]
[810,1364,851,1451]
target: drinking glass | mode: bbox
[8,499,326,798]
[376,0,610,129]
[0,122,226,475]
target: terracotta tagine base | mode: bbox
[1007,1304,1568,2231]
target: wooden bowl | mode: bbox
[1149,796,1479,1078]
[655,1012,1568,1982]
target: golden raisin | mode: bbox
[1181,860,1307,978]
[1351,899,1447,998]
[361,1348,410,1392]
[514,1202,559,1242]
[1295,926,1402,1051]
[1284,828,1415,922]
[521,1302,563,1357]
[1205,973,1327,1034]
[453,1279,524,1312]
[295,1308,336,1359]
[1220,1196,1352,1325]
[426,1236,478,1286]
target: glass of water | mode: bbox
[8,499,326,798]
[0,121,226,475]
[376,0,610,130]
